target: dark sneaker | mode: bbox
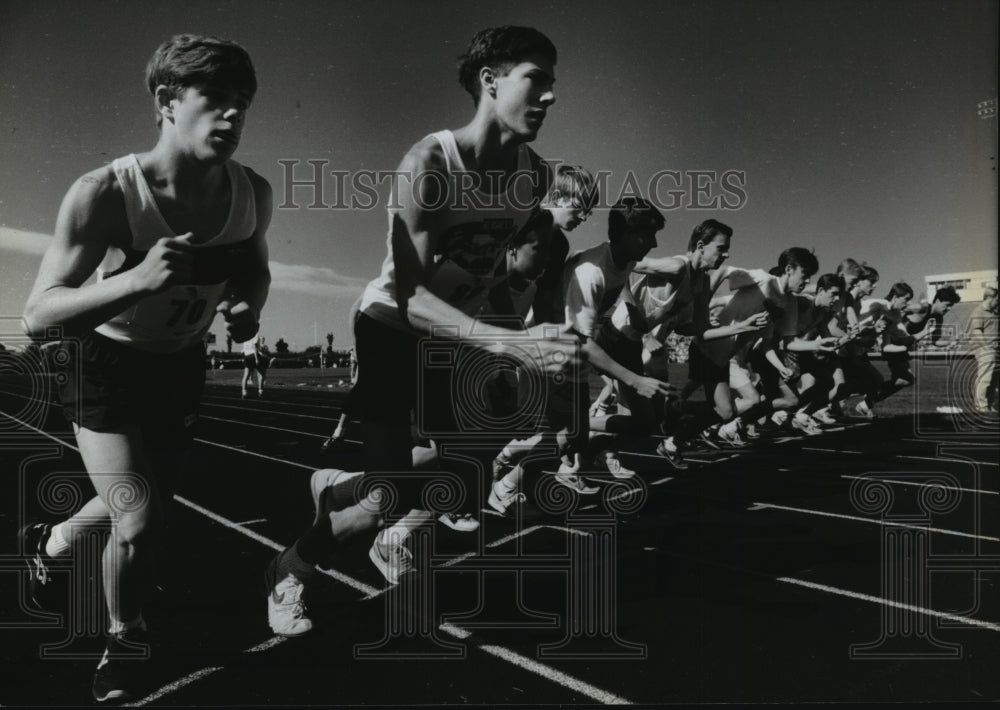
[18,523,60,612]
[92,627,150,703]
[656,439,689,470]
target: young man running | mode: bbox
[265,26,580,637]
[19,35,270,701]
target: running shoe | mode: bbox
[18,523,60,612]
[717,424,748,448]
[597,450,636,479]
[91,627,150,703]
[790,412,822,436]
[854,400,875,420]
[369,529,414,585]
[655,439,689,470]
[811,407,838,425]
[553,465,600,495]
[487,480,527,515]
[266,573,313,638]
[437,513,480,532]
[744,422,761,440]
[491,455,515,482]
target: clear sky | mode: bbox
[1,0,996,350]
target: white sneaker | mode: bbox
[744,422,761,439]
[553,465,600,495]
[791,412,822,436]
[598,450,636,479]
[717,424,747,447]
[369,529,414,585]
[811,407,837,425]
[770,410,790,428]
[267,574,313,637]
[488,480,527,515]
[854,400,875,420]
[491,456,514,482]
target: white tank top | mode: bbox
[95,154,257,352]
[359,130,536,331]
[609,255,696,341]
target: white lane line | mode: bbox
[173,495,383,598]
[202,393,344,411]
[776,577,1000,632]
[234,518,268,525]
[803,447,863,455]
[840,474,997,497]
[200,401,335,421]
[127,666,224,706]
[896,454,998,467]
[473,644,632,705]
[440,526,544,567]
[902,437,999,448]
[193,438,316,471]
[1,403,632,704]
[627,451,715,464]
[200,414,330,438]
[129,636,290,705]
[651,477,674,485]
[749,502,999,542]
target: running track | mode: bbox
[1,363,997,706]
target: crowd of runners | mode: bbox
[14,27,999,703]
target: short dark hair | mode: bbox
[511,209,554,247]
[608,197,665,242]
[687,219,733,252]
[457,26,557,105]
[932,286,960,305]
[777,247,819,277]
[857,264,880,283]
[816,273,845,292]
[146,34,257,125]
[886,281,914,300]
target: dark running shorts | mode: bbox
[57,330,206,445]
[688,344,728,386]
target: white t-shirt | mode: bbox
[563,242,635,340]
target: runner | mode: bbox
[19,34,270,702]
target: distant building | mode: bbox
[925,269,997,303]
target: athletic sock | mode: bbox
[45,522,71,557]
[108,615,146,636]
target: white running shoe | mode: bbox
[487,480,527,515]
[811,407,838,425]
[854,400,875,420]
[267,574,313,637]
[744,422,761,440]
[598,450,636,479]
[791,412,822,436]
[770,410,790,428]
[553,465,600,495]
[717,424,748,448]
[369,529,414,585]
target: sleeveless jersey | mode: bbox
[95,154,257,353]
[609,255,697,341]
[359,130,536,331]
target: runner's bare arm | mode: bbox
[23,168,195,338]
[390,140,578,372]
[217,170,273,342]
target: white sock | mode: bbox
[108,614,146,635]
[45,522,71,557]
